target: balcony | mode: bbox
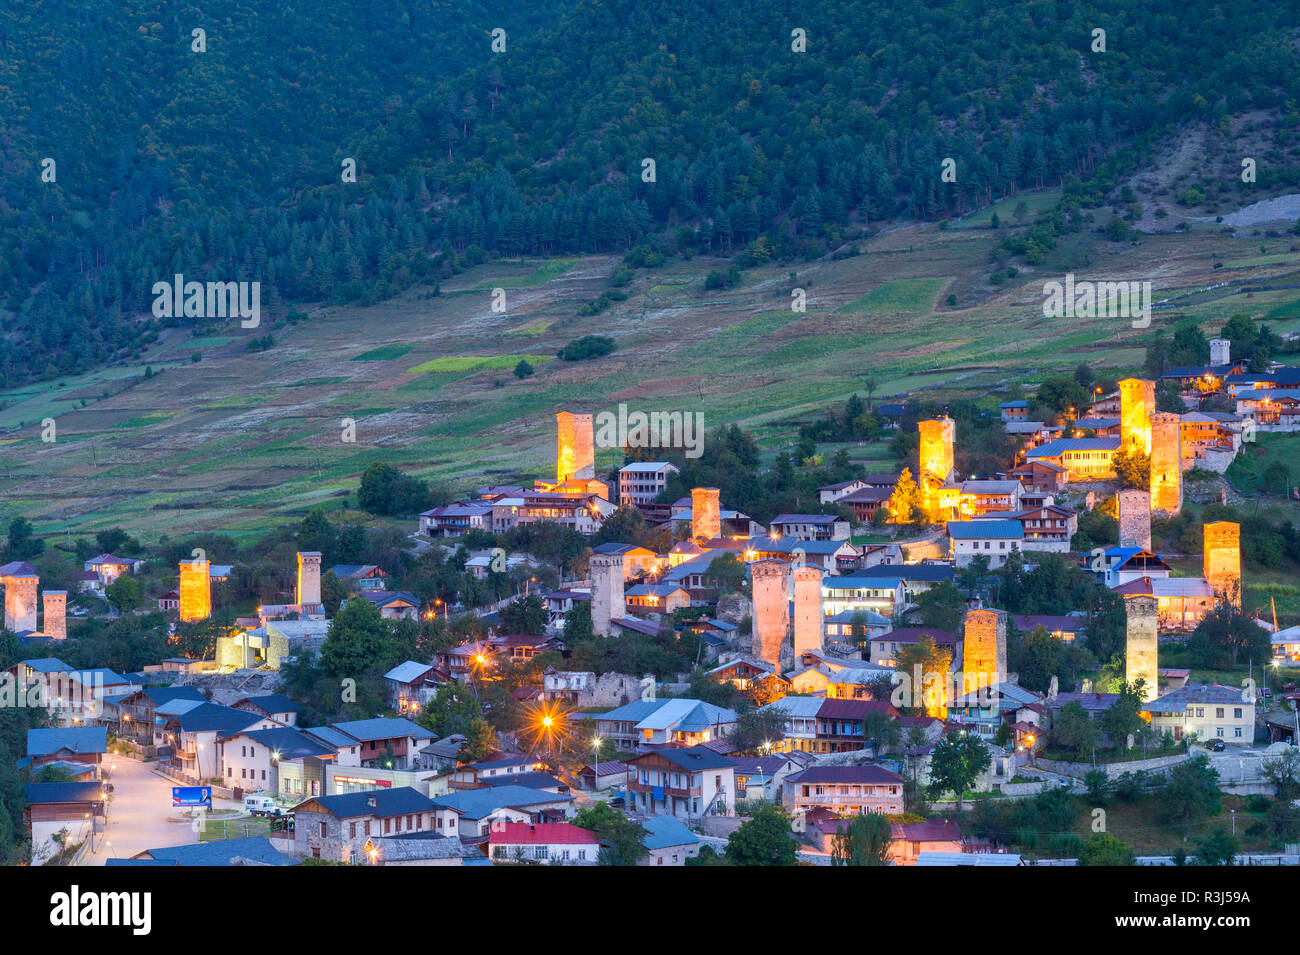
[628,779,701,799]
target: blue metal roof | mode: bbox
[26,726,107,757]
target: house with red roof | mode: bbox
[487,820,600,865]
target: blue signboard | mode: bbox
[172,786,212,808]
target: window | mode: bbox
[350,822,356,838]
[318,822,326,838]
[1234,708,1242,719]
[1216,707,1224,719]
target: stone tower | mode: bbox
[589,553,624,636]
[2,574,39,633]
[1119,378,1155,454]
[1209,338,1230,367]
[751,559,790,671]
[1124,593,1159,702]
[1150,412,1183,516]
[297,551,322,607]
[691,487,721,542]
[179,560,211,623]
[1203,521,1242,606]
[556,411,596,484]
[791,564,824,658]
[42,590,67,640]
[1117,490,1152,550]
[918,418,956,485]
[918,417,956,520]
[961,607,1006,692]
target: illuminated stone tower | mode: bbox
[691,487,721,541]
[1150,412,1183,516]
[918,417,956,521]
[42,590,67,640]
[2,574,39,633]
[556,411,596,484]
[1124,593,1159,702]
[1117,490,1152,550]
[1119,378,1154,454]
[1203,521,1241,606]
[751,559,790,671]
[961,608,1006,692]
[791,564,824,658]
[297,551,322,607]
[590,552,624,636]
[179,560,211,622]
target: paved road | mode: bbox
[81,756,199,864]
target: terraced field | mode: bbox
[2,215,1299,541]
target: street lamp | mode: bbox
[592,736,602,790]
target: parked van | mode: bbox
[244,795,281,817]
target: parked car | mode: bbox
[1206,739,1226,752]
[608,796,626,809]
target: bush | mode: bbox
[557,335,616,361]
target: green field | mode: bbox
[4,216,1300,540]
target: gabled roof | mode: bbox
[431,785,569,819]
[231,727,334,759]
[1144,683,1249,713]
[1028,437,1121,457]
[488,822,599,845]
[296,786,436,819]
[946,520,1023,540]
[329,717,432,742]
[384,660,440,684]
[137,836,297,866]
[628,745,735,771]
[169,703,266,735]
[639,815,700,850]
[234,693,300,714]
[16,657,71,674]
[26,726,108,757]
[787,764,902,785]
[24,782,104,804]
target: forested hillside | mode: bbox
[0,0,568,381]
[3,0,1299,386]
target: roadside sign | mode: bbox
[172,786,212,808]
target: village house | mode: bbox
[732,754,801,803]
[1141,684,1255,745]
[328,564,390,593]
[869,626,957,667]
[383,661,448,715]
[617,462,680,506]
[626,746,736,820]
[638,815,703,866]
[24,782,105,864]
[821,574,906,619]
[23,726,108,777]
[430,785,574,839]
[162,703,279,780]
[757,696,823,752]
[324,718,433,771]
[292,787,439,862]
[784,764,904,816]
[814,699,902,753]
[487,821,600,865]
[1025,437,1121,481]
[220,726,334,793]
[947,520,1024,568]
[767,513,852,541]
[593,698,737,752]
